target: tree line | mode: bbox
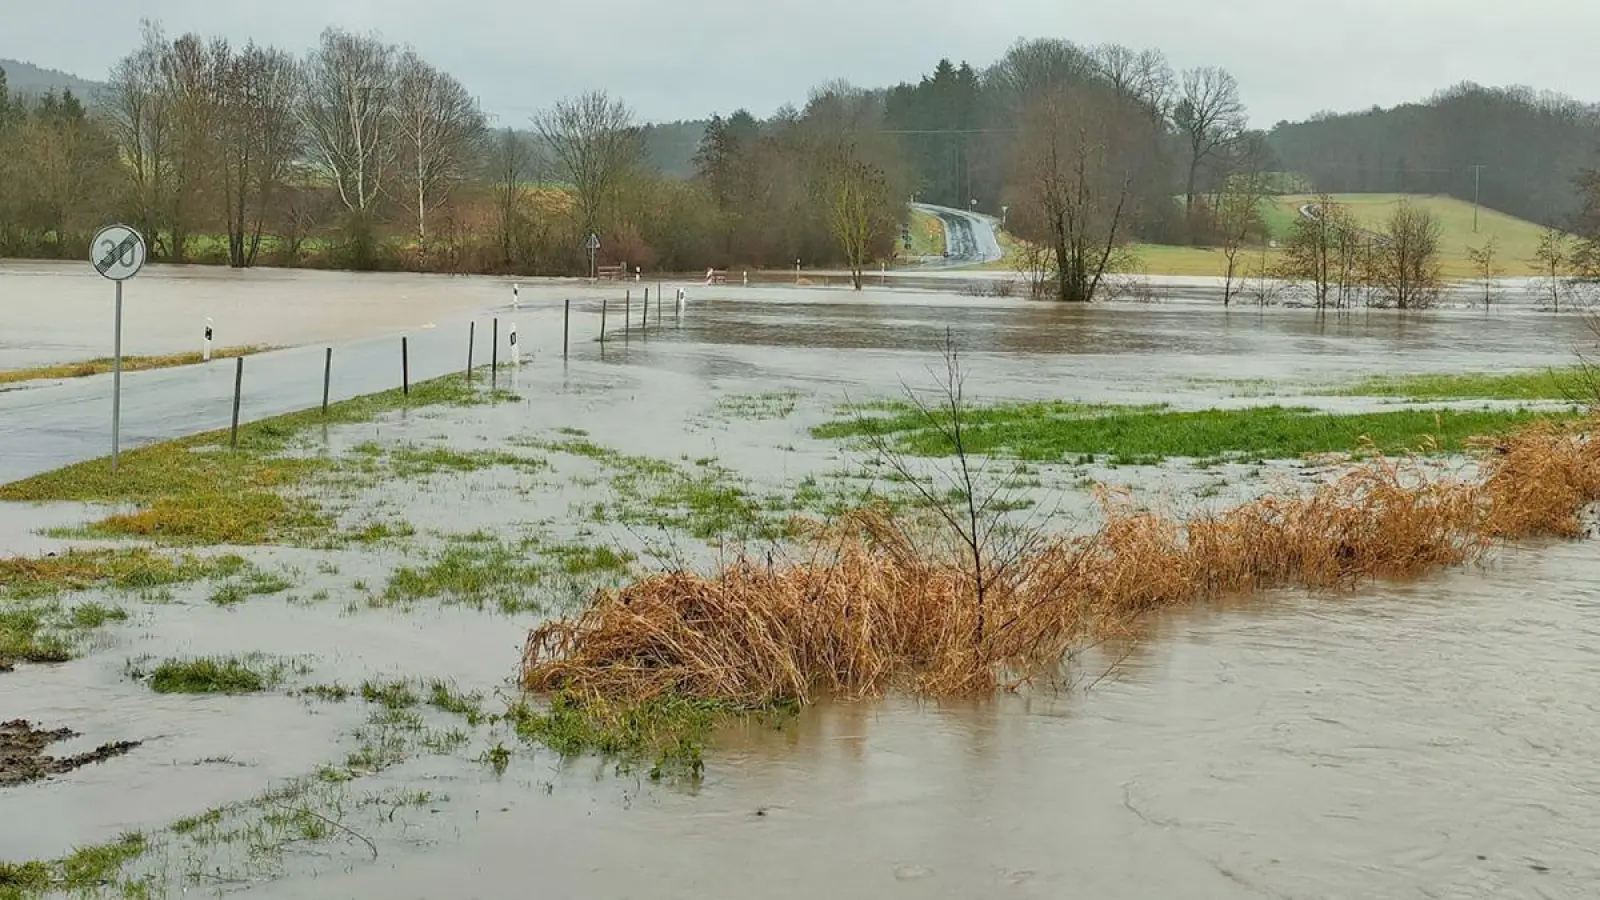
[1268,83,1600,229]
[5,29,1600,303]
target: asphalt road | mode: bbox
[910,203,1006,267]
[0,306,562,486]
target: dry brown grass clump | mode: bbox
[524,416,1600,707]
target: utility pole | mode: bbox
[1471,165,1487,233]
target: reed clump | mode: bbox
[523,415,1600,707]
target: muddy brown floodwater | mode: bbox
[2,269,1599,899]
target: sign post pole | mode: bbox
[90,224,147,475]
[112,281,123,472]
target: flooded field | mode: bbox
[2,269,1598,899]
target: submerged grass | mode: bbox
[0,346,271,386]
[710,390,804,421]
[1,549,256,666]
[1331,367,1599,402]
[535,436,849,541]
[383,541,544,613]
[525,414,1600,711]
[0,373,502,546]
[509,691,732,780]
[0,831,147,898]
[127,653,306,694]
[0,548,251,601]
[815,400,1576,464]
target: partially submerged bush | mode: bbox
[524,415,1600,708]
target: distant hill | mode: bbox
[0,58,105,101]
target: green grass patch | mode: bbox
[359,679,420,709]
[383,541,544,613]
[1330,367,1596,402]
[0,346,272,387]
[814,400,1577,464]
[128,653,305,694]
[0,832,148,897]
[0,374,503,546]
[0,549,251,602]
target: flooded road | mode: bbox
[3,267,1598,898]
[6,271,1592,484]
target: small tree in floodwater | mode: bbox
[1371,200,1444,309]
[840,331,1068,663]
[815,141,891,291]
[1466,236,1504,311]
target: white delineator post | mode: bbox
[513,282,520,310]
[203,317,214,362]
[509,322,520,367]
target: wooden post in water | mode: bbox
[600,297,608,342]
[563,299,571,359]
[401,337,410,397]
[229,356,244,450]
[491,318,499,381]
[467,321,476,383]
[642,288,649,329]
[625,291,631,341]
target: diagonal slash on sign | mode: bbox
[97,234,138,273]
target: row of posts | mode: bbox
[207,285,686,460]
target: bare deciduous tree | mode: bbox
[392,51,484,259]
[1279,194,1358,310]
[214,41,300,268]
[1217,135,1271,306]
[104,21,174,257]
[1089,44,1173,115]
[1009,82,1147,302]
[487,126,535,269]
[1466,235,1504,310]
[300,28,397,219]
[815,142,891,290]
[1371,200,1443,309]
[159,33,221,263]
[1530,225,1574,312]
[1173,67,1246,234]
[534,91,643,243]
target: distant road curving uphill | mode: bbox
[910,203,1005,268]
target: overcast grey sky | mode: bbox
[3,0,1593,126]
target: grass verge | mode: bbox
[814,400,1578,464]
[0,374,506,546]
[0,346,271,387]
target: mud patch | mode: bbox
[0,719,141,788]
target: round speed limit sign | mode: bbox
[91,224,147,282]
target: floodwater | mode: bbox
[3,267,1599,898]
[296,538,1600,900]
